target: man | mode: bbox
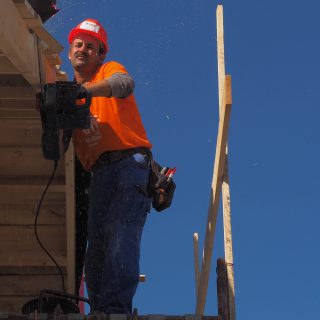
[68,18,152,314]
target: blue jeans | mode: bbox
[85,153,151,314]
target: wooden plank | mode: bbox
[196,76,232,314]
[193,232,200,300]
[0,1,40,90]
[0,57,19,74]
[217,5,226,115]
[0,226,67,267]
[65,146,75,294]
[0,266,66,275]
[0,296,37,314]
[57,71,68,81]
[216,6,236,320]
[0,275,67,296]
[0,203,65,226]
[0,109,39,118]
[32,27,64,55]
[0,147,65,176]
[42,51,60,83]
[0,184,65,205]
[13,0,37,19]
[45,54,62,66]
[0,74,30,87]
[0,99,36,109]
[216,258,229,320]
[0,87,35,100]
[0,118,41,147]
[0,175,65,185]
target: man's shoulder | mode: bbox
[98,61,129,78]
[102,60,127,71]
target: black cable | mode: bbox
[34,160,66,293]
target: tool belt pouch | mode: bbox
[148,160,176,212]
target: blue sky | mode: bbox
[46,1,320,318]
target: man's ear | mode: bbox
[68,47,72,60]
[98,52,106,63]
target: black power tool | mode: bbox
[37,81,92,160]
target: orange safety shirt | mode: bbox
[73,61,152,171]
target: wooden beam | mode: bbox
[0,56,19,74]
[196,76,232,314]
[65,145,76,294]
[139,275,146,282]
[216,6,236,320]
[193,232,200,300]
[0,203,65,226]
[0,226,67,267]
[0,266,66,275]
[0,108,38,118]
[32,27,64,54]
[0,296,37,314]
[0,1,40,90]
[0,147,65,176]
[13,0,38,19]
[45,54,62,66]
[14,0,63,54]
[0,118,41,147]
[0,74,30,87]
[0,87,35,100]
[0,274,67,296]
[216,258,230,320]
[0,99,36,109]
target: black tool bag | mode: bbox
[148,160,176,212]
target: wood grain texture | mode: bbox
[216,6,236,320]
[65,146,75,294]
[0,147,65,176]
[0,1,39,89]
[0,226,67,267]
[0,274,67,296]
[196,77,232,314]
[0,203,65,226]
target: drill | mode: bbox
[37,81,92,160]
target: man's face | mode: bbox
[68,33,105,73]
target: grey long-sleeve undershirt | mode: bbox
[107,72,135,98]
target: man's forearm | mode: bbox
[83,79,112,98]
[83,73,135,98]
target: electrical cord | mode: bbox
[34,159,66,293]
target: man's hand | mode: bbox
[76,85,91,99]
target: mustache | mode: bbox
[75,52,88,58]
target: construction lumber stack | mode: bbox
[0,0,73,314]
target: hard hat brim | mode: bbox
[68,29,108,53]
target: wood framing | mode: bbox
[193,232,200,299]
[65,145,76,294]
[0,1,74,314]
[0,1,40,90]
[216,6,236,320]
[196,75,232,314]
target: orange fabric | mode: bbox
[73,61,152,171]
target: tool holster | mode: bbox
[148,160,176,212]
